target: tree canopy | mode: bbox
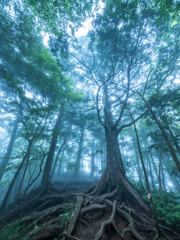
[0,0,180,239]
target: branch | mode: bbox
[96,84,105,127]
[117,110,148,133]
[114,63,131,128]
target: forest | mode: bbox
[0,0,180,239]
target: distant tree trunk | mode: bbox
[90,135,95,180]
[167,126,180,155]
[41,104,64,193]
[158,146,162,190]
[101,151,103,172]
[170,174,180,194]
[50,149,62,183]
[148,160,156,190]
[66,151,72,173]
[17,138,38,195]
[57,152,64,175]
[139,94,180,173]
[50,124,70,183]
[161,164,166,190]
[73,126,85,179]
[0,117,18,181]
[143,137,156,190]
[132,120,160,237]
[103,144,106,169]
[149,149,159,182]
[164,156,180,194]
[133,138,144,187]
[0,139,33,209]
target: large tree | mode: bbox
[59,1,180,212]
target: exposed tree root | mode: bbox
[1,182,180,240]
[80,203,106,216]
[94,200,121,240]
[0,187,68,224]
[104,199,146,240]
[60,196,84,240]
[98,185,118,202]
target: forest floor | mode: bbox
[0,181,180,240]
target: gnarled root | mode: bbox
[94,200,121,240]
[1,185,180,240]
[60,196,84,240]
[105,199,146,240]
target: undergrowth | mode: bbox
[0,204,74,240]
[0,220,27,240]
[132,181,180,230]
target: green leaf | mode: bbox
[59,213,70,217]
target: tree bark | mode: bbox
[0,117,18,181]
[41,104,64,193]
[92,127,149,212]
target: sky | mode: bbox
[43,1,105,46]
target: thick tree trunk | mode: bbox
[0,118,18,181]
[41,105,64,193]
[105,129,125,174]
[73,126,84,179]
[91,128,149,213]
[90,84,149,212]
